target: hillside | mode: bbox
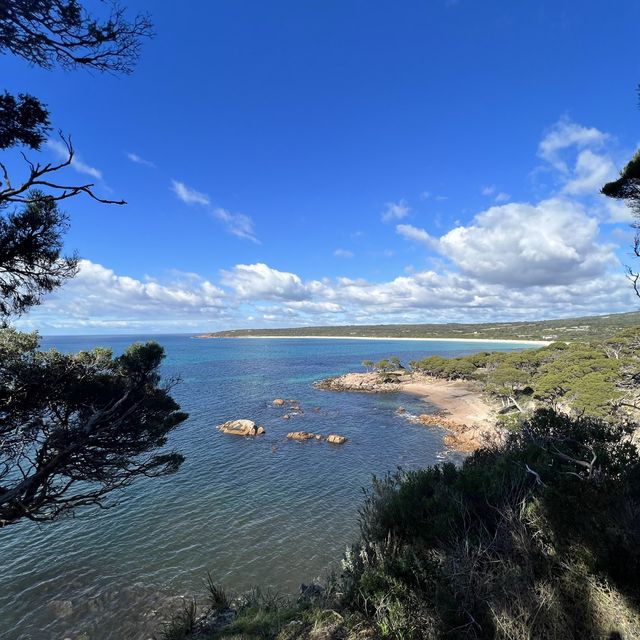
[199,311,640,342]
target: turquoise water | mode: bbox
[0,336,532,639]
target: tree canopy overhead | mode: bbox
[0,91,50,151]
[0,191,78,317]
[0,0,153,73]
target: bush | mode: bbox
[340,408,640,638]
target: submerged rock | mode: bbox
[326,434,347,444]
[218,419,265,437]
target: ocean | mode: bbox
[0,335,532,639]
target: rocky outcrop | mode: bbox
[315,371,407,393]
[218,419,265,436]
[287,431,322,441]
[326,434,347,444]
[414,413,505,452]
[272,398,285,406]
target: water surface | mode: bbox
[0,336,531,639]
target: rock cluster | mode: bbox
[315,371,407,393]
[415,414,504,452]
[272,398,304,419]
[286,431,348,444]
[287,431,321,441]
[218,419,265,437]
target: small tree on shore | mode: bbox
[362,359,374,372]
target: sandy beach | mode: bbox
[402,376,495,425]
[316,372,502,452]
[201,334,550,346]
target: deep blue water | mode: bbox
[0,335,531,639]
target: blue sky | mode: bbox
[4,0,640,334]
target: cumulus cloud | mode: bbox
[220,263,316,301]
[212,208,259,244]
[438,198,615,287]
[396,224,440,250]
[47,139,102,180]
[127,152,155,167]
[18,260,228,332]
[381,199,410,222]
[171,180,210,205]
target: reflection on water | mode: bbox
[0,336,528,639]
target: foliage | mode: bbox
[0,1,186,528]
[602,148,640,214]
[203,310,640,342]
[0,91,50,150]
[410,329,640,420]
[0,329,188,526]
[0,192,78,317]
[0,0,152,73]
[337,408,640,638]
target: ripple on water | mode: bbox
[0,336,528,639]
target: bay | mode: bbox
[0,335,532,639]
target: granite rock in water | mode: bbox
[286,431,317,441]
[326,434,347,444]
[218,419,265,436]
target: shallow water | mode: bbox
[0,336,531,639]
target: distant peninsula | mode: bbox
[197,310,640,343]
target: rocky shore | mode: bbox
[316,371,503,453]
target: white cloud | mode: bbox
[212,208,259,244]
[538,118,609,172]
[171,182,259,242]
[602,198,634,223]
[127,152,155,168]
[334,248,354,258]
[494,192,511,203]
[47,139,102,180]
[220,263,316,301]
[481,185,496,196]
[171,180,210,206]
[396,224,440,250]
[381,199,410,222]
[438,198,615,287]
[562,149,616,195]
[18,260,228,332]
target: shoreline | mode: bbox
[315,372,503,452]
[198,335,551,346]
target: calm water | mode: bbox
[0,336,531,639]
